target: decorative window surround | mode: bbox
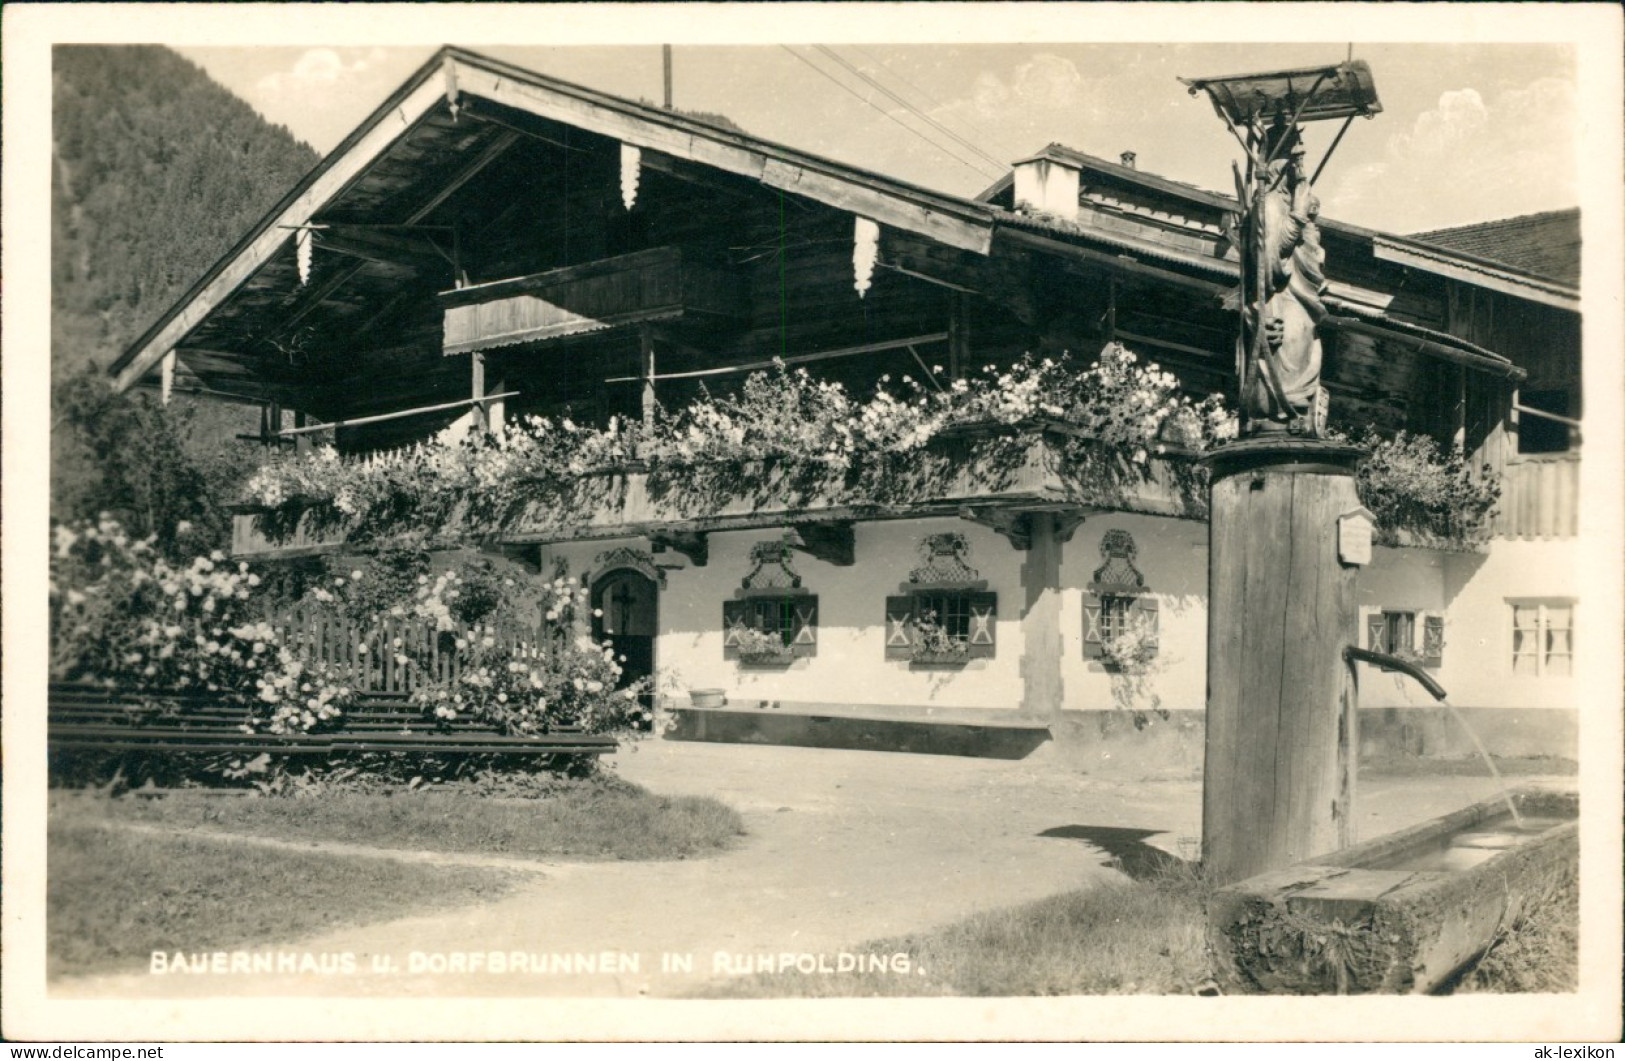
[885,532,996,664]
[724,539,817,665]
[1082,529,1159,663]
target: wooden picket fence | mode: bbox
[267,604,554,694]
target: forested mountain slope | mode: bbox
[53,44,321,377]
[51,46,321,544]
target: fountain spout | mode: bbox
[1344,645,1523,828]
[1343,645,1447,701]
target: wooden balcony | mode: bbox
[1493,452,1580,539]
[440,246,743,355]
[230,426,1205,560]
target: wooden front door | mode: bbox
[590,569,658,701]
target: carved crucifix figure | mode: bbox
[1244,120,1329,434]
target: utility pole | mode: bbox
[662,45,673,110]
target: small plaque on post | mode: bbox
[1338,507,1375,566]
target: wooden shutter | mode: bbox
[1365,609,1386,654]
[722,599,749,661]
[965,591,997,660]
[1134,596,1160,656]
[1082,591,1105,660]
[885,595,916,661]
[790,596,819,658]
[1422,612,1445,667]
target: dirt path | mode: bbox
[50,739,1570,999]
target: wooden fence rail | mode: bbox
[267,607,556,694]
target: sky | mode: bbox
[175,40,1580,235]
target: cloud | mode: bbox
[257,47,389,97]
[1321,77,1577,231]
[960,54,1092,123]
[249,48,402,151]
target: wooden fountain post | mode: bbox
[1201,437,1366,885]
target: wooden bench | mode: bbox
[47,683,617,764]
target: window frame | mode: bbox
[1509,598,1574,677]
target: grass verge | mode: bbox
[49,821,516,979]
[698,864,1211,998]
[58,774,746,862]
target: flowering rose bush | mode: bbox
[49,517,356,734]
[1099,614,1167,730]
[403,572,647,736]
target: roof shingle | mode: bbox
[1410,209,1580,287]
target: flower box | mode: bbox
[909,648,971,667]
[737,647,797,668]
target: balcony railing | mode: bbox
[231,425,1205,559]
[440,246,743,355]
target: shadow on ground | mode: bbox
[1039,824,1189,881]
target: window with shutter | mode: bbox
[1085,592,1156,663]
[885,595,916,660]
[1422,613,1444,667]
[724,594,817,664]
[1082,591,1106,659]
[722,599,750,661]
[884,591,997,663]
[789,598,819,658]
[1134,596,1160,649]
[965,591,997,660]
[1366,611,1387,654]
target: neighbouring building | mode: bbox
[108,49,1581,764]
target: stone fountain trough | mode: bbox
[1207,786,1578,994]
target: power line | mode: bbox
[847,44,1004,158]
[813,45,1007,174]
[778,46,1004,181]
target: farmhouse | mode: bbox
[110,48,1581,761]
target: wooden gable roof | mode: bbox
[111,46,999,397]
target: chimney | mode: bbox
[1011,149,1081,221]
[1119,151,1137,169]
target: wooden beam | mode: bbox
[271,129,522,343]
[959,506,1031,551]
[639,326,657,428]
[472,352,489,433]
[948,292,970,379]
[786,521,855,567]
[998,227,1235,299]
[450,56,994,255]
[649,531,708,567]
[112,70,450,392]
[603,333,949,384]
[877,258,981,294]
[307,227,451,270]
[276,390,519,436]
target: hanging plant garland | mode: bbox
[620,143,642,211]
[853,217,879,298]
